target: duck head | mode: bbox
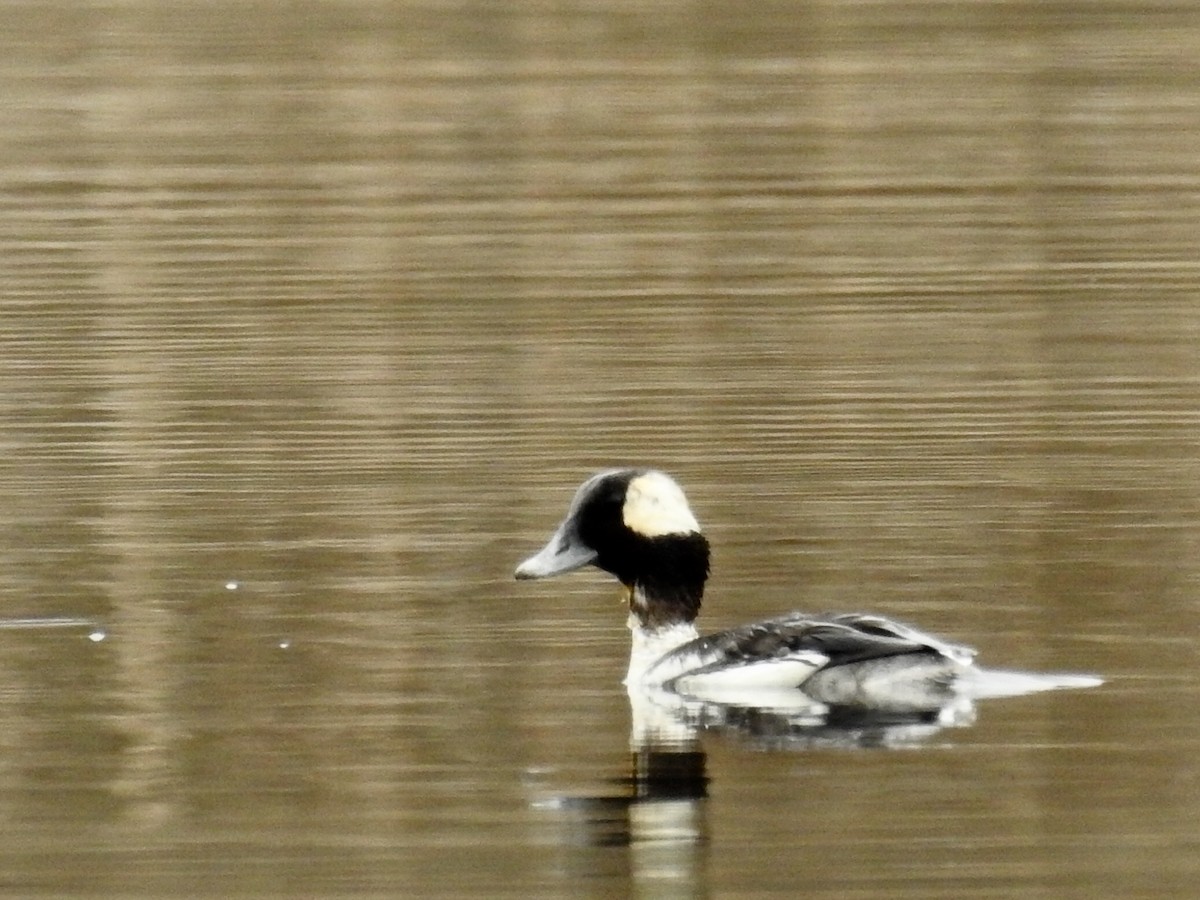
[515,469,711,629]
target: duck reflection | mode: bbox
[531,726,709,896]
[627,681,977,753]
[531,680,979,882]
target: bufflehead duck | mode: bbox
[515,469,1100,711]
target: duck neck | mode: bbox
[615,531,709,685]
[626,613,699,686]
[623,581,702,685]
[625,565,705,630]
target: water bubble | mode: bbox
[225,581,240,591]
[88,629,107,643]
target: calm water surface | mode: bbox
[2,1,1199,897]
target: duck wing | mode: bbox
[821,613,976,666]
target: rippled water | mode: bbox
[2,1,1199,897]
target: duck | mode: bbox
[515,468,1101,713]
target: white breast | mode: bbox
[624,618,701,686]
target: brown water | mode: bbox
[2,1,1199,897]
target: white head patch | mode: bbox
[622,471,701,537]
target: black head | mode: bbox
[515,469,711,628]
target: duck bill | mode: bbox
[514,524,596,580]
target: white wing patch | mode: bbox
[622,471,701,537]
[672,652,828,694]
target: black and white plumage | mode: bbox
[515,468,1100,713]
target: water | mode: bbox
[1,1,1199,897]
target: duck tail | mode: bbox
[957,667,1103,699]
